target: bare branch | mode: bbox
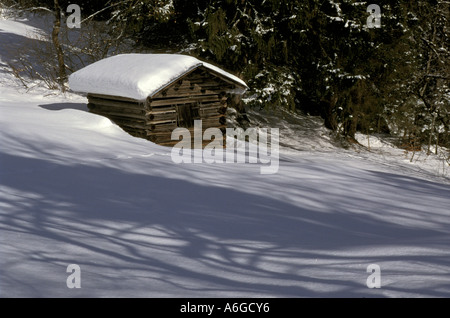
[425,74,450,80]
[26,7,54,13]
[80,1,128,24]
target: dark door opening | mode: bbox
[176,103,200,128]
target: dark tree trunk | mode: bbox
[52,0,66,92]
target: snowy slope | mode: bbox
[1,12,450,298]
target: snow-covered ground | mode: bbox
[1,11,449,298]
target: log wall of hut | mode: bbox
[87,68,238,147]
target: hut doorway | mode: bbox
[176,103,200,128]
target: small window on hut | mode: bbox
[176,103,200,128]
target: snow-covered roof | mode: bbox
[68,53,248,100]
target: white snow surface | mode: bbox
[68,53,248,100]
[1,13,450,298]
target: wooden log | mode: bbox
[197,104,226,115]
[90,112,147,127]
[155,140,182,147]
[164,139,227,148]
[147,125,227,137]
[200,114,227,123]
[199,106,223,117]
[181,125,227,134]
[87,96,144,110]
[147,111,177,121]
[197,101,222,107]
[104,115,146,124]
[161,87,218,98]
[148,134,173,143]
[161,79,231,91]
[147,131,179,137]
[147,119,177,125]
[122,127,147,138]
[198,66,241,87]
[148,95,220,108]
[88,103,145,116]
[149,122,178,133]
[90,108,146,120]
[155,139,227,148]
[147,108,177,115]
[88,93,142,104]
[186,67,243,89]
[146,105,176,113]
[186,77,222,84]
[200,117,227,128]
[87,101,143,112]
[107,118,149,130]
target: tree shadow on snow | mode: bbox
[0,30,47,78]
[0,150,449,298]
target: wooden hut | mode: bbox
[68,54,248,147]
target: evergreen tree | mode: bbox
[380,1,449,149]
[10,0,448,148]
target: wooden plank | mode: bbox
[198,66,245,88]
[147,131,180,137]
[104,118,148,130]
[162,88,218,98]
[148,122,178,133]
[148,134,172,142]
[186,67,245,89]
[155,94,219,105]
[155,139,226,148]
[91,110,146,125]
[197,102,222,108]
[147,111,177,121]
[87,96,144,110]
[155,140,182,147]
[105,115,147,124]
[149,95,220,108]
[147,126,223,138]
[161,79,230,90]
[88,93,141,103]
[146,105,176,113]
[199,110,220,117]
[201,117,226,128]
[200,112,226,121]
[197,103,226,113]
[186,80,230,89]
[88,103,145,116]
[148,126,227,143]
[147,119,177,125]
[158,139,227,148]
[121,127,147,138]
[90,109,146,120]
[199,106,225,117]
[147,109,177,115]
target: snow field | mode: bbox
[0,11,449,298]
